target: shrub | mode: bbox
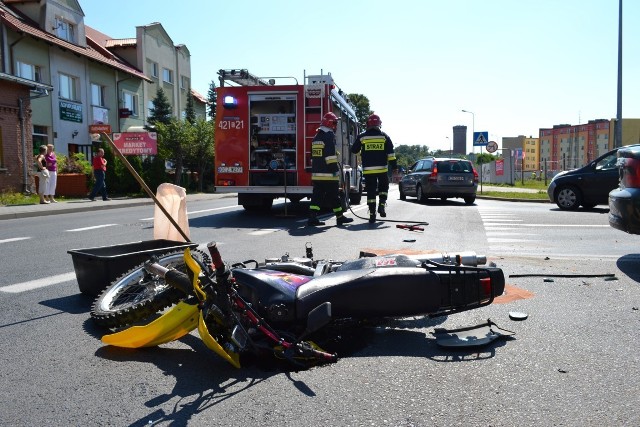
[57,152,92,175]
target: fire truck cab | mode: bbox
[214,69,363,211]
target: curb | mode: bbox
[0,193,237,221]
[476,195,550,203]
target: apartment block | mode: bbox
[0,0,204,192]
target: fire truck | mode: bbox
[214,69,363,211]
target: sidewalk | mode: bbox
[0,193,235,221]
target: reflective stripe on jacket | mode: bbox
[311,128,340,181]
[351,128,395,175]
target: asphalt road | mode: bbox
[0,187,638,426]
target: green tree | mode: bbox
[394,144,432,170]
[347,93,372,130]
[476,152,496,164]
[207,80,217,121]
[185,118,215,192]
[148,88,173,128]
[185,89,196,125]
[155,118,193,185]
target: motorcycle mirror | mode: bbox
[300,302,332,339]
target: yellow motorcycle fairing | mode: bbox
[101,301,199,348]
[198,310,241,368]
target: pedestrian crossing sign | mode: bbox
[473,131,489,146]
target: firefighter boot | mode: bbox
[377,202,387,218]
[336,214,353,225]
[369,205,377,223]
[307,212,325,226]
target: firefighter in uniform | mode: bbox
[351,113,396,223]
[308,112,354,226]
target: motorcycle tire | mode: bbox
[91,249,209,328]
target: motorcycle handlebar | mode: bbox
[207,242,225,272]
[143,261,193,295]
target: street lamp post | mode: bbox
[446,136,451,155]
[462,109,482,192]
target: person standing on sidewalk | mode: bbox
[88,148,110,201]
[307,112,353,226]
[34,145,50,204]
[351,113,396,223]
[44,144,58,203]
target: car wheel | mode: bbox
[399,185,406,200]
[555,185,581,210]
[416,185,427,203]
[463,195,476,205]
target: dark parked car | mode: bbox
[399,158,478,205]
[609,144,640,234]
[547,148,621,210]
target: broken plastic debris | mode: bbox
[604,276,619,281]
[432,319,515,348]
[509,311,528,321]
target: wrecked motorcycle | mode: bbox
[93,242,505,368]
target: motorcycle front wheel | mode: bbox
[91,250,207,328]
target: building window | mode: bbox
[123,91,138,116]
[180,75,189,90]
[162,68,173,84]
[91,83,106,107]
[55,17,75,43]
[147,100,154,118]
[59,73,78,100]
[151,62,158,78]
[17,61,41,82]
[32,125,48,154]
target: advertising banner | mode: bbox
[496,159,504,176]
[112,132,157,155]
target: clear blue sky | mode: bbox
[82,0,639,153]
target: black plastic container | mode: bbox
[68,239,198,296]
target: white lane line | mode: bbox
[486,231,539,236]
[482,219,524,222]
[0,237,31,244]
[66,224,118,232]
[487,223,609,227]
[139,205,240,221]
[249,229,283,236]
[0,272,76,293]
[488,238,539,243]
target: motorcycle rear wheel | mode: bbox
[91,250,208,328]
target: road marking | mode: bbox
[139,205,240,221]
[66,224,118,232]
[488,237,539,243]
[486,231,539,236]
[249,228,283,236]
[482,219,524,222]
[0,237,31,244]
[489,223,609,227]
[0,272,76,293]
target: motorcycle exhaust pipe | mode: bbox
[360,251,487,267]
[409,252,487,267]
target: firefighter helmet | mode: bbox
[367,114,382,128]
[321,112,339,131]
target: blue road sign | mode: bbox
[473,131,489,146]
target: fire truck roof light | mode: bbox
[223,96,237,108]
